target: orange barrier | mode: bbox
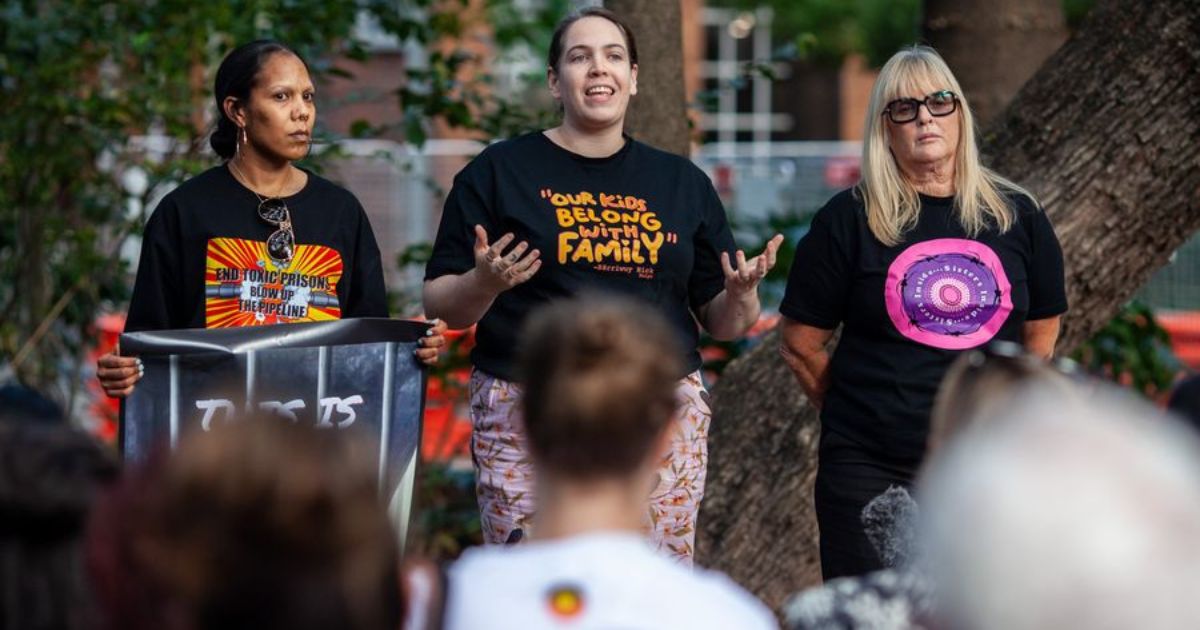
[421,326,474,461]
[1157,311,1200,370]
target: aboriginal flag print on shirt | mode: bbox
[125,165,387,333]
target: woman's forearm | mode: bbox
[699,288,762,341]
[422,271,502,330]
[1023,316,1062,359]
[780,344,830,409]
[779,319,835,408]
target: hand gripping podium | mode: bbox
[119,318,429,550]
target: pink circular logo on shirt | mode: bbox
[883,238,1012,350]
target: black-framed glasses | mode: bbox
[257,198,295,267]
[883,90,959,124]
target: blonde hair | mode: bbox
[857,45,1034,246]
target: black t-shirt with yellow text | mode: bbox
[426,133,737,381]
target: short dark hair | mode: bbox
[210,40,308,159]
[518,295,681,480]
[0,421,118,630]
[0,383,64,424]
[94,420,400,630]
[547,7,639,72]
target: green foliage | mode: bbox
[709,0,1091,67]
[731,209,813,307]
[701,207,814,376]
[487,0,571,50]
[408,462,483,559]
[1062,0,1097,29]
[707,0,921,68]
[1072,301,1180,399]
[359,0,568,147]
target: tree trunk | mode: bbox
[924,0,1067,125]
[698,0,1200,614]
[604,0,690,156]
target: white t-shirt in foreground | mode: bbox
[444,531,777,630]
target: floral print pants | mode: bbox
[469,369,712,566]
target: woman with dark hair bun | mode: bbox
[97,40,445,398]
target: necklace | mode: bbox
[228,157,292,202]
[228,157,297,268]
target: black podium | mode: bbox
[119,318,428,549]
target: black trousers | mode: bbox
[814,427,919,581]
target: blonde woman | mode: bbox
[778,45,1067,579]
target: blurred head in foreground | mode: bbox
[517,294,681,530]
[919,384,1200,630]
[0,419,118,630]
[859,343,1083,568]
[91,419,400,630]
[928,340,1082,453]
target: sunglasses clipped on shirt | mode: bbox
[883,90,959,124]
[257,197,296,267]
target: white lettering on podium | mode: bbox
[196,399,236,431]
[194,394,364,431]
[317,395,365,429]
[259,398,306,422]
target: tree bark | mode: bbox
[698,0,1200,614]
[604,0,690,156]
[924,0,1067,125]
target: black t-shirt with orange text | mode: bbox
[125,165,388,332]
[426,133,737,381]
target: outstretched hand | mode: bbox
[721,234,784,296]
[472,225,541,294]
